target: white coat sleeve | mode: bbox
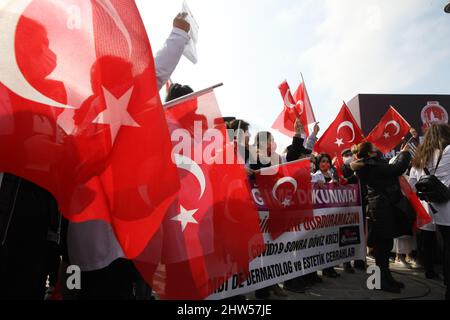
[154,27,190,91]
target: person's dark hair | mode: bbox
[228,119,250,133]
[353,142,374,159]
[255,131,273,149]
[413,123,450,169]
[317,153,332,164]
[166,83,194,102]
[341,148,352,157]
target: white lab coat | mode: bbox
[154,27,190,90]
[68,28,190,271]
[410,145,450,227]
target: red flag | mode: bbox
[314,103,364,156]
[135,89,264,300]
[399,177,432,231]
[272,80,315,137]
[255,159,314,239]
[367,106,411,154]
[0,0,179,258]
[333,155,347,185]
[293,80,316,130]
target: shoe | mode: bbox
[397,256,412,269]
[44,287,54,301]
[284,278,310,293]
[271,285,288,297]
[305,272,323,284]
[255,288,271,299]
[344,262,355,274]
[354,260,366,270]
[323,268,340,278]
[379,280,402,294]
[425,271,439,280]
[380,271,401,294]
[386,271,405,289]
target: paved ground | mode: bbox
[247,257,447,300]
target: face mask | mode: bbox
[320,162,331,172]
[343,156,354,166]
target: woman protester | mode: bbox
[351,142,415,293]
[411,123,450,300]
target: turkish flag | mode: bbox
[272,80,315,137]
[367,106,411,154]
[255,159,313,239]
[314,103,364,157]
[398,177,432,231]
[135,89,264,300]
[333,155,347,185]
[0,0,179,258]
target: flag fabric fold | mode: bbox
[135,89,264,300]
[0,0,179,259]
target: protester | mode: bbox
[312,153,339,186]
[250,131,282,172]
[411,123,450,300]
[340,148,366,272]
[311,154,341,278]
[283,120,321,292]
[341,149,358,185]
[250,131,288,299]
[285,119,319,162]
[228,119,258,176]
[0,175,60,300]
[351,142,414,293]
[393,236,417,268]
[155,12,192,90]
[409,166,439,280]
[166,83,194,102]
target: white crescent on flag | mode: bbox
[284,90,296,109]
[0,0,132,110]
[174,153,206,200]
[272,177,298,202]
[385,120,401,137]
[337,121,356,143]
[0,0,74,109]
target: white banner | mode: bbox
[208,183,366,299]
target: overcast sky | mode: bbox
[136,0,450,150]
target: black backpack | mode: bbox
[415,151,450,206]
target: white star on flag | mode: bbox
[281,198,292,208]
[93,87,140,145]
[384,132,390,139]
[171,205,199,232]
[334,138,344,147]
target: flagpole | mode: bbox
[163,83,224,109]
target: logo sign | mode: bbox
[421,101,448,126]
[339,226,361,247]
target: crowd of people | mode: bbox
[224,114,450,299]
[1,10,450,302]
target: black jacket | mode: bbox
[0,174,59,246]
[286,136,312,162]
[351,152,412,239]
[342,164,359,185]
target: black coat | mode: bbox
[342,164,358,185]
[286,136,312,162]
[351,152,412,240]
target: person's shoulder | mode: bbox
[443,145,450,155]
